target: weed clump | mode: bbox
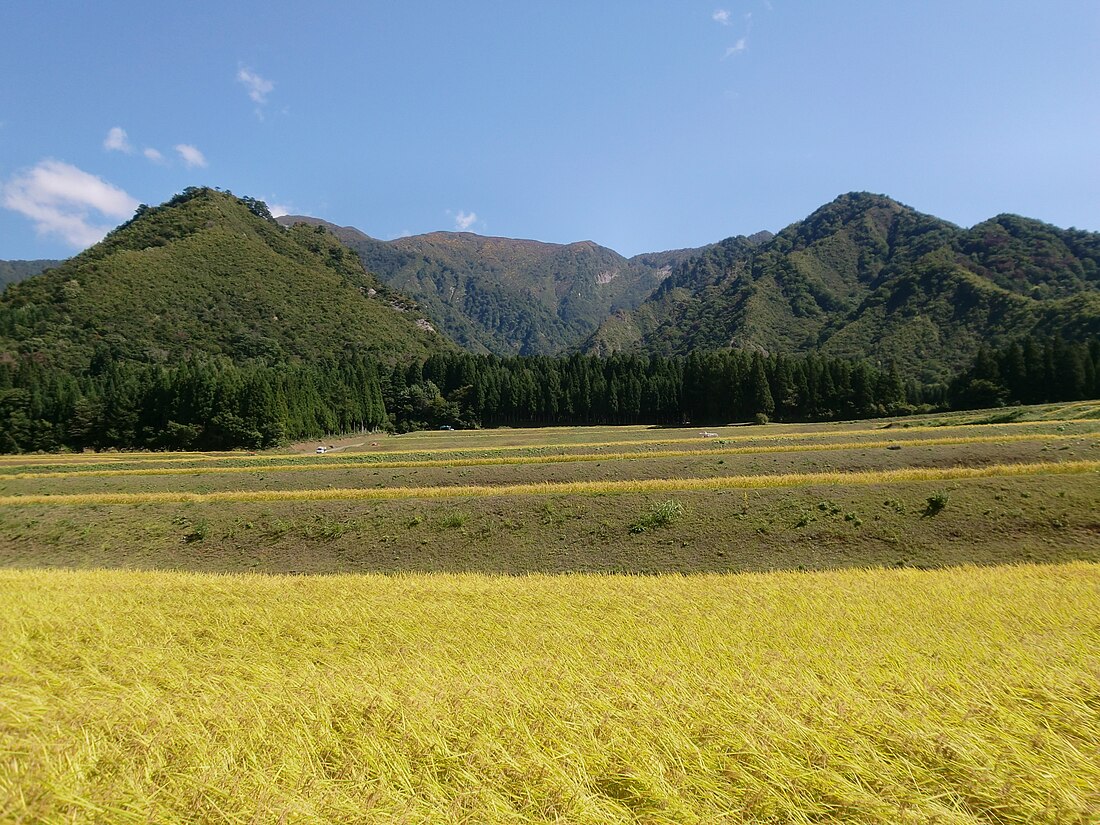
[439,512,468,529]
[183,522,208,542]
[924,490,949,516]
[630,499,684,533]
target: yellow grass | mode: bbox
[5,432,1092,481]
[1,563,1097,823]
[1,459,1097,506]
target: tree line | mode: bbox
[949,336,1100,408]
[1,336,1096,453]
[384,350,937,431]
[0,355,386,453]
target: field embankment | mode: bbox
[1,412,1098,573]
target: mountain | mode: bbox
[584,193,1100,381]
[277,216,703,356]
[0,188,449,371]
[0,259,64,289]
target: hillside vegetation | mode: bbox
[0,188,449,372]
[585,193,1100,381]
[279,216,702,356]
[0,259,63,290]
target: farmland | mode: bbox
[1,402,1099,822]
[1,403,1099,573]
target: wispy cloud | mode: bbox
[712,9,731,25]
[103,127,133,153]
[723,38,748,58]
[237,67,275,119]
[267,202,291,218]
[2,159,139,248]
[453,210,477,231]
[143,147,165,163]
[174,144,208,168]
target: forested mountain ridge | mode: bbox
[0,259,64,289]
[583,193,1100,381]
[277,215,704,356]
[0,188,450,372]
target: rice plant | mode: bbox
[1,563,1097,822]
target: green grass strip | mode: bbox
[5,432,1091,480]
[2,459,1096,506]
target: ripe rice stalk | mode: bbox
[1,563,1097,822]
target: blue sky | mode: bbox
[1,1,1097,259]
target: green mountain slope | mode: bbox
[278,216,702,355]
[584,193,1100,381]
[0,189,449,371]
[0,259,64,290]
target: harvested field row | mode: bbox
[3,438,1097,497]
[2,418,1097,475]
[3,472,1096,574]
[2,459,1097,506]
[5,432,1095,481]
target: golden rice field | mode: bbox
[1,563,1098,823]
[1,404,1099,821]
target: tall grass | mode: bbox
[1,563,1097,822]
[1,459,1097,507]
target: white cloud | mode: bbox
[175,144,208,168]
[723,38,748,58]
[268,202,291,218]
[143,147,164,163]
[104,126,133,153]
[712,9,731,24]
[1,159,139,248]
[237,67,274,104]
[454,210,477,231]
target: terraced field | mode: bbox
[1,403,1098,822]
[1,404,1098,573]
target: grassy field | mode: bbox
[1,404,1098,821]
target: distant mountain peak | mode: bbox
[277,214,706,356]
[0,189,449,370]
[584,195,1100,380]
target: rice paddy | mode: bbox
[2,564,1098,823]
[1,403,1098,821]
